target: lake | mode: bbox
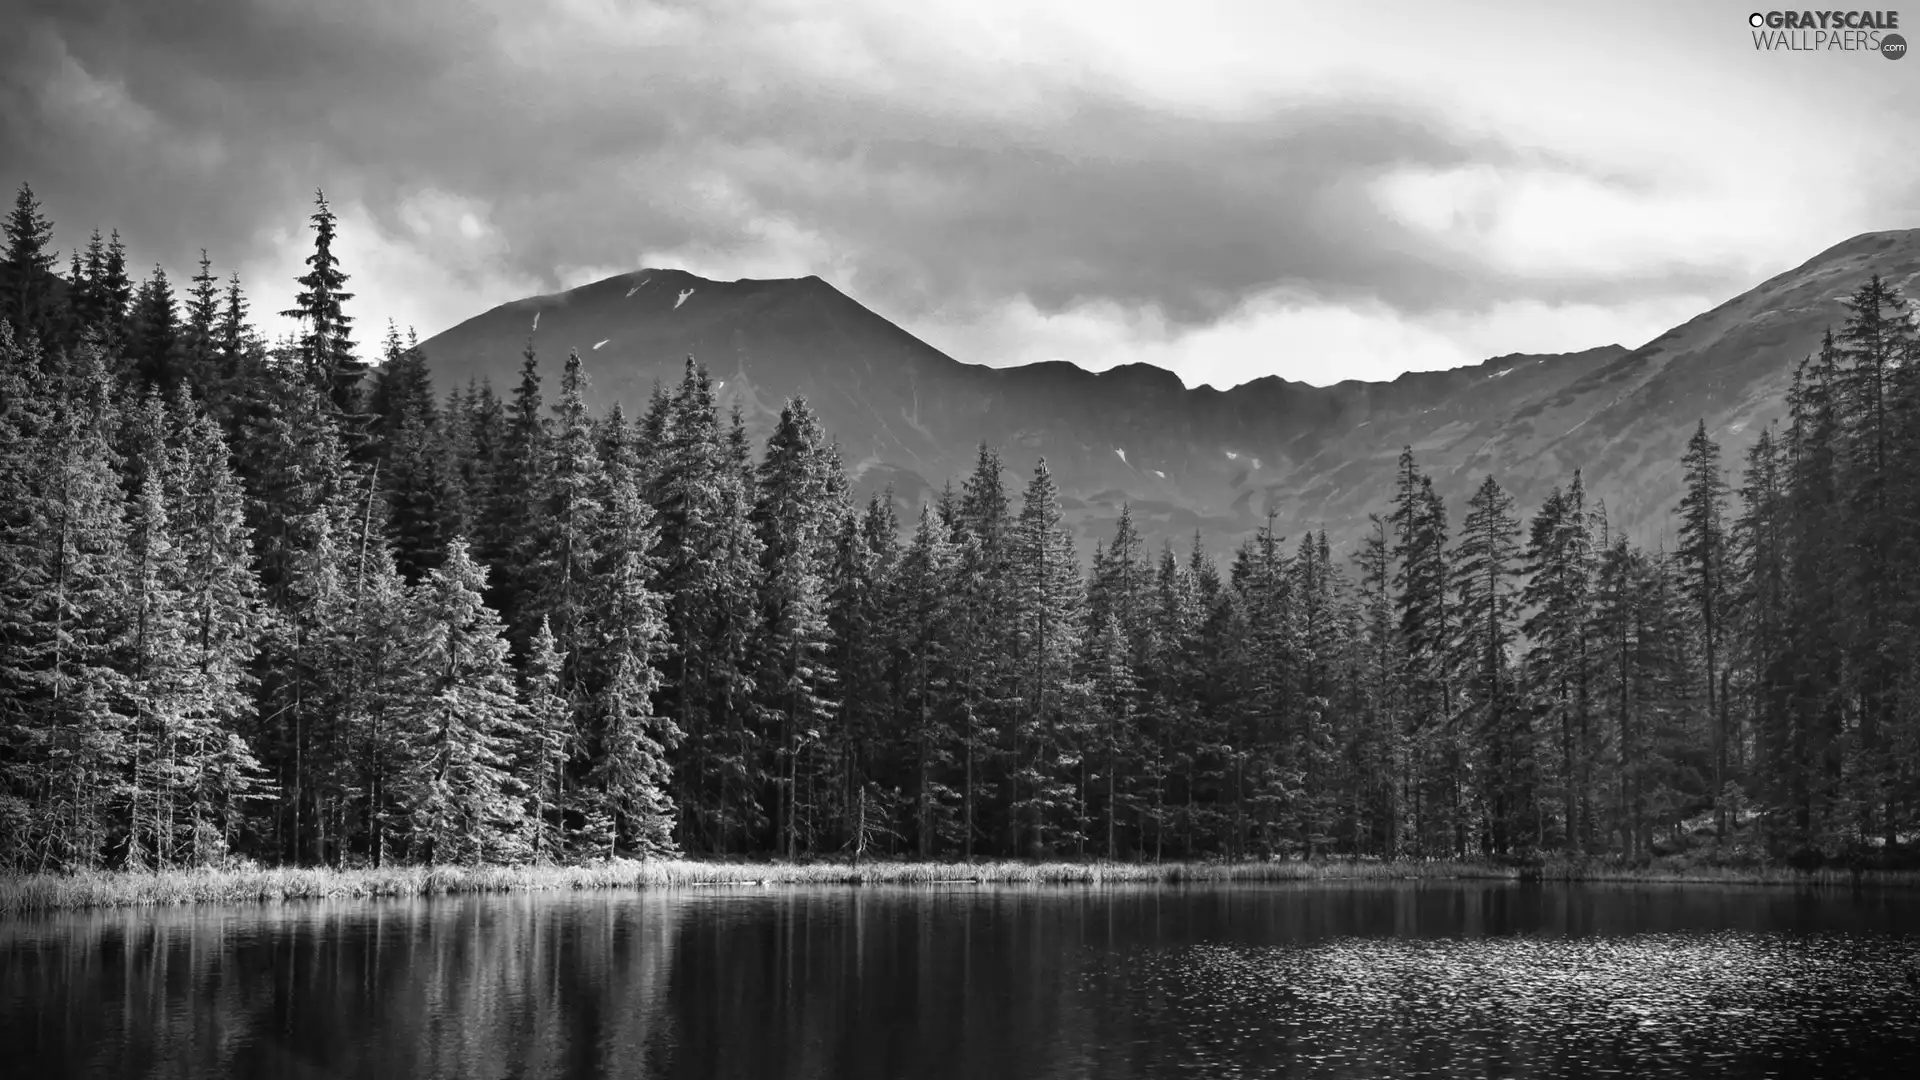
[4,881,1919,1078]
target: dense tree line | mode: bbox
[4,181,1919,871]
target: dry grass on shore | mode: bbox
[3,855,1914,914]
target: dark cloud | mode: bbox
[2,0,1747,334]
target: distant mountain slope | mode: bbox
[418,230,1920,558]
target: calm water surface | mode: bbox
[5,881,1920,1078]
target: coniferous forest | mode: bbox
[4,181,1920,876]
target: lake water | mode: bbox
[4,881,1920,1078]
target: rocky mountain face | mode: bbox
[417,230,1920,558]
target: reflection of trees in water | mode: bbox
[0,894,685,1079]
[10,887,1917,1079]
[659,888,1116,1078]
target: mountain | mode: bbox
[417,230,1920,557]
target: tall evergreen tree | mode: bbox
[1521,474,1596,851]
[752,397,842,856]
[1,182,59,344]
[404,539,526,865]
[127,265,183,392]
[280,191,364,415]
[1008,459,1086,854]
[519,618,573,861]
[1676,421,1733,834]
[585,406,678,858]
[1453,474,1527,853]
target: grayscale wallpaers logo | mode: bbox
[1748,10,1905,54]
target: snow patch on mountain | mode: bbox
[1115,448,1128,465]
[593,339,610,350]
[625,277,650,298]
[675,288,695,309]
[1153,469,1166,479]
[531,312,539,331]
[1225,450,1239,460]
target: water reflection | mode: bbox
[3,883,1918,1078]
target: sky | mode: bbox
[4,0,1917,389]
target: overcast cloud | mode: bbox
[4,0,1916,387]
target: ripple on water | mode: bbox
[1116,932,1920,1078]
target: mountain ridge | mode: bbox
[418,229,1920,557]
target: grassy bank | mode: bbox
[3,856,1916,914]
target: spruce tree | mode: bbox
[15,342,135,869]
[404,539,527,864]
[752,397,842,856]
[127,265,182,392]
[1521,474,1596,851]
[121,391,193,868]
[952,444,1014,858]
[335,536,413,867]
[585,408,678,858]
[280,191,365,415]
[524,347,604,674]
[520,618,574,861]
[653,358,764,852]
[98,231,134,354]
[1676,421,1732,834]
[1453,474,1526,853]
[1,182,58,344]
[182,251,222,398]
[1008,459,1086,854]
[894,503,962,855]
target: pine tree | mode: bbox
[0,324,53,865]
[952,444,1014,858]
[369,324,437,442]
[480,341,545,621]
[1676,421,1733,835]
[1354,512,1406,853]
[653,358,764,852]
[1229,516,1299,856]
[336,536,413,868]
[827,492,899,852]
[1453,474,1526,853]
[1835,276,1918,844]
[98,231,134,355]
[1008,459,1086,854]
[121,390,193,869]
[280,191,364,415]
[404,540,527,865]
[585,410,678,858]
[519,618,573,861]
[7,341,135,869]
[893,504,962,855]
[66,229,107,345]
[1,182,59,344]
[524,347,604,678]
[752,397,842,856]
[181,251,222,398]
[127,265,183,392]
[1732,427,1790,845]
[1782,340,1848,848]
[1521,474,1596,851]
[1393,463,1456,855]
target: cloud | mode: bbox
[3,0,1913,381]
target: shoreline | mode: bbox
[6,857,1919,914]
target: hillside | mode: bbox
[418,230,1920,557]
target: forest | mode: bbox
[3,181,1918,875]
